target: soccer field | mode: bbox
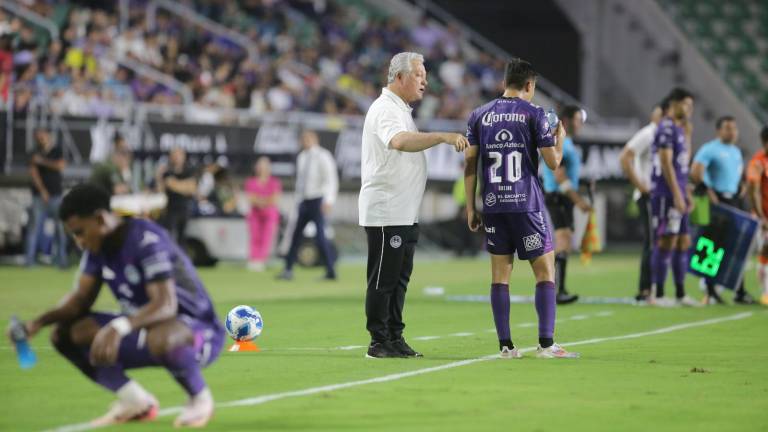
[1,254,767,432]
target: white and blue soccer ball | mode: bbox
[225,305,263,341]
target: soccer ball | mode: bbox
[225,305,264,341]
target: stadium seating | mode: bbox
[658,0,768,116]
[0,0,506,121]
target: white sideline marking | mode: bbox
[43,312,752,432]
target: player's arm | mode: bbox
[659,148,686,212]
[29,162,49,201]
[620,130,651,194]
[555,167,591,212]
[21,273,102,340]
[539,122,565,170]
[390,131,467,153]
[691,149,719,204]
[165,175,197,196]
[33,155,66,171]
[320,151,339,213]
[90,278,178,366]
[747,161,766,222]
[463,145,481,232]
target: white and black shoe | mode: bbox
[365,341,405,358]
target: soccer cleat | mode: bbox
[499,346,522,359]
[676,296,702,307]
[174,388,214,428]
[365,341,404,358]
[760,294,768,306]
[247,261,265,272]
[652,297,677,308]
[275,270,293,281]
[536,343,580,359]
[734,292,757,305]
[90,395,158,427]
[556,291,579,305]
[391,338,423,358]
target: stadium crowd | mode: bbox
[0,0,504,120]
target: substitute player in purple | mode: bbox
[650,87,698,306]
[464,57,578,359]
[9,184,224,427]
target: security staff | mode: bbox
[359,52,467,358]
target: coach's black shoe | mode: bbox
[734,292,757,305]
[391,338,423,358]
[365,341,403,358]
[556,291,579,305]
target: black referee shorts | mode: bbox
[364,224,419,344]
[545,192,574,231]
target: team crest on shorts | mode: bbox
[390,235,402,249]
[485,193,497,207]
[523,233,543,252]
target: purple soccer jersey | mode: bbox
[466,97,554,214]
[650,117,689,200]
[80,218,220,326]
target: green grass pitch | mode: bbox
[1,254,767,432]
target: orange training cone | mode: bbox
[228,340,260,352]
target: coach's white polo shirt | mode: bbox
[359,87,427,226]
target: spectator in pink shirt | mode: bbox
[244,156,282,272]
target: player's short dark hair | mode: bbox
[715,115,735,130]
[503,58,537,90]
[761,126,768,144]
[559,105,582,121]
[59,183,111,221]
[666,87,694,103]
[659,98,670,113]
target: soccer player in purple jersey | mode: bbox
[7,184,225,427]
[649,87,698,306]
[464,58,579,359]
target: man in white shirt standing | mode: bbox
[359,52,468,359]
[620,100,667,302]
[277,129,339,281]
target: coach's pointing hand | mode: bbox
[446,133,469,152]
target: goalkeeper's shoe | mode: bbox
[536,343,580,359]
[91,394,158,426]
[174,387,214,428]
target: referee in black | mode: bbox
[359,52,467,358]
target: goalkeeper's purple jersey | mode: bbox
[467,97,555,213]
[80,218,218,324]
[650,117,690,199]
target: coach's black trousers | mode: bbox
[365,224,419,344]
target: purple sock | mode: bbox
[163,337,206,397]
[651,246,672,297]
[490,283,511,341]
[672,249,688,298]
[535,281,556,339]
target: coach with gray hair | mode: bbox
[359,52,468,358]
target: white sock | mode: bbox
[116,380,150,404]
[759,264,768,295]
